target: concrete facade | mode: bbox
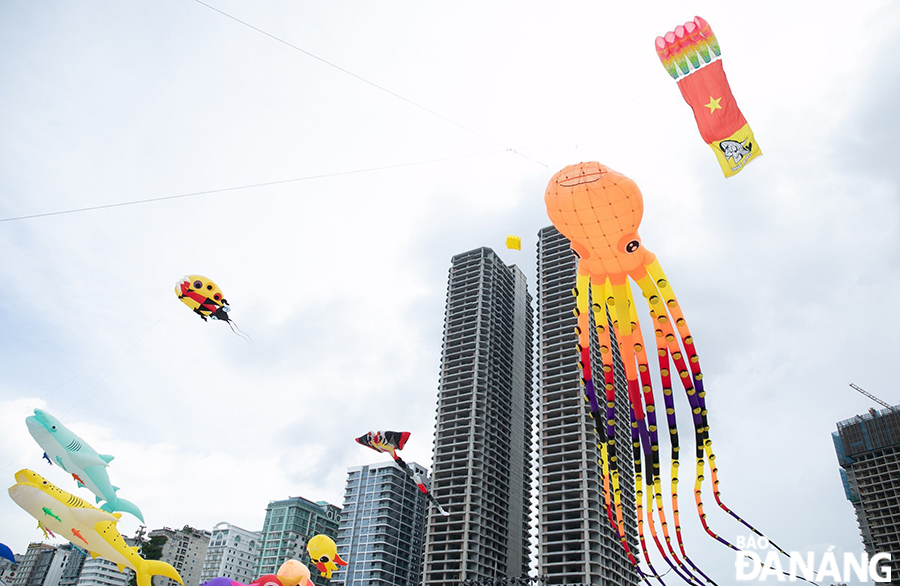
[535,226,639,585]
[422,247,534,585]
[833,405,900,581]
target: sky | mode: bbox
[1,1,899,584]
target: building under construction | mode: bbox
[832,404,900,582]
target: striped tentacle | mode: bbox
[574,275,639,568]
[608,282,701,583]
[644,260,792,558]
[636,275,718,585]
[637,261,734,549]
[629,406,673,584]
[604,281,660,572]
[621,286,704,585]
[644,260,792,557]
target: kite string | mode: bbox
[0,150,508,223]
[0,301,176,473]
[189,0,547,169]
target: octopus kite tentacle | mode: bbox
[642,264,792,557]
[609,284,704,586]
[574,278,641,569]
[647,306,718,586]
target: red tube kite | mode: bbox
[656,17,760,177]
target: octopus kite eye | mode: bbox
[617,234,641,254]
[319,556,330,563]
[193,280,203,289]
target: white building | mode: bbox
[149,527,210,586]
[199,523,261,584]
[73,538,135,586]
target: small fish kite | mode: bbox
[505,235,522,251]
[655,16,760,177]
[306,535,347,580]
[356,431,449,516]
[175,275,249,340]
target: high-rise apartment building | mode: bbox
[421,247,534,585]
[149,526,211,586]
[10,543,59,586]
[200,523,261,585]
[536,226,639,585]
[256,497,341,586]
[332,460,429,586]
[56,544,87,586]
[833,405,900,580]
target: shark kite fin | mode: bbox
[99,454,114,464]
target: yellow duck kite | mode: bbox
[306,535,347,579]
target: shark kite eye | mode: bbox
[51,425,57,430]
[193,280,203,289]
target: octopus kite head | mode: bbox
[544,162,651,281]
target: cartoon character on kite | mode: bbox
[545,162,793,584]
[25,409,144,522]
[655,16,760,177]
[276,560,311,586]
[8,469,182,586]
[306,535,346,580]
[356,430,449,516]
[176,275,249,339]
[201,562,311,586]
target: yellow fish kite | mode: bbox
[8,470,183,586]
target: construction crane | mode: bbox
[849,383,893,409]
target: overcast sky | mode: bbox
[1,1,899,584]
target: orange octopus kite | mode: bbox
[545,162,793,584]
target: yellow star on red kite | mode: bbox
[705,96,723,113]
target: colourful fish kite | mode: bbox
[8,469,182,586]
[175,275,249,340]
[25,409,143,522]
[356,431,449,516]
[545,163,794,584]
[306,535,346,580]
[656,16,760,177]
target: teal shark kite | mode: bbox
[8,469,182,586]
[25,409,143,522]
